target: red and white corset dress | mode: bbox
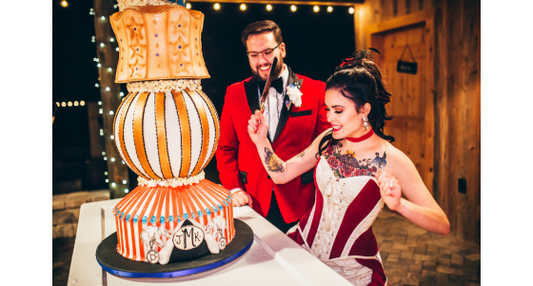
[288,156,387,286]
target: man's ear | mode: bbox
[280,42,286,58]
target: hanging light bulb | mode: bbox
[327,6,333,13]
[213,3,220,10]
[240,4,247,11]
[186,3,191,9]
[349,7,355,14]
[290,5,297,12]
[61,1,69,8]
[313,6,320,13]
[266,4,272,11]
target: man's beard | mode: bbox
[254,57,283,81]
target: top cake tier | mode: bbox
[110,5,210,83]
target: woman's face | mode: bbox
[325,88,367,139]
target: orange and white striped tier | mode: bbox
[113,179,234,262]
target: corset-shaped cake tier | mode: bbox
[113,80,219,180]
[110,4,209,83]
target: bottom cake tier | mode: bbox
[112,178,234,264]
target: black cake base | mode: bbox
[96,219,253,278]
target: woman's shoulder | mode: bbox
[379,141,418,172]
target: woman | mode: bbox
[247,50,450,285]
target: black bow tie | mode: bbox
[259,77,284,94]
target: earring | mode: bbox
[362,115,369,131]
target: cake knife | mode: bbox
[259,57,278,112]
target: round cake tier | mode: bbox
[110,4,209,83]
[113,81,219,180]
[113,178,234,262]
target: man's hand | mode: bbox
[231,190,253,208]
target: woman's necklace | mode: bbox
[346,128,374,143]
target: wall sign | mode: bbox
[397,44,418,75]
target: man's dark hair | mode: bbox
[241,20,283,49]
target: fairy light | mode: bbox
[240,4,246,11]
[186,3,191,9]
[327,6,333,13]
[101,16,106,21]
[61,1,68,8]
[213,3,220,10]
[349,7,355,14]
[290,5,297,12]
[313,6,320,13]
[266,4,272,11]
[107,67,113,72]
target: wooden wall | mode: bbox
[354,0,480,245]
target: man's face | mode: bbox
[246,31,286,81]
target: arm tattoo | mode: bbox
[264,148,285,173]
[296,150,306,158]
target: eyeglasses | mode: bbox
[246,43,281,58]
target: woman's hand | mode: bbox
[376,170,402,211]
[247,110,268,144]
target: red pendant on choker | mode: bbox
[346,128,374,143]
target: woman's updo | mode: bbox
[327,49,394,141]
[317,50,394,157]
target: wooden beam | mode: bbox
[189,0,363,6]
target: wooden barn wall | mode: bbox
[354,0,480,245]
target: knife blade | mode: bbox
[259,57,278,112]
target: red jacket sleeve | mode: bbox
[312,81,330,138]
[215,84,245,191]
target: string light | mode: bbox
[266,4,272,11]
[349,7,355,14]
[186,3,191,9]
[327,6,333,13]
[313,6,320,13]
[101,16,106,21]
[240,4,246,11]
[61,1,69,8]
[213,3,220,10]
[55,101,85,108]
[290,5,297,12]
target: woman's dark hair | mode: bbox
[317,50,394,158]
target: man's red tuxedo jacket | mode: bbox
[216,68,330,223]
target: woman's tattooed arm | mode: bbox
[264,147,285,173]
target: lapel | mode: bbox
[272,67,300,143]
[244,76,260,115]
[244,76,274,144]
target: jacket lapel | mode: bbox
[244,76,260,114]
[245,76,273,143]
[272,67,299,142]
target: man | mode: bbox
[216,20,329,233]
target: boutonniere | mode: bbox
[285,79,303,110]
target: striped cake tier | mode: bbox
[113,79,219,180]
[113,178,235,262]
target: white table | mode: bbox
[68,199,351,285]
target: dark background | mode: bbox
[52,1,355,192]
